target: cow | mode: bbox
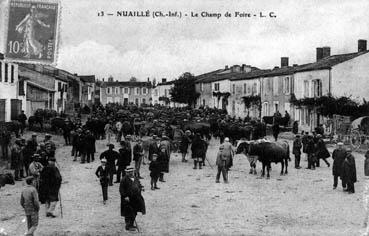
[28,115,44,131]
[236,140,258,175]
[237,139,290,178]
[0,173,15,189]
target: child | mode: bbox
[95,158,109,204]
[149,154,161,190]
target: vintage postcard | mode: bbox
[4,0,60,64]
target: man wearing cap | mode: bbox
[100,144,120,186]
[116,141,132,183]
[20,176,40,236]
[222,137,234,170]
[120,166,146,231]
[216,145,230,183]
[28,154,44,191]
[39,157,62,217]
[293,134,302,169]
[95,158,110,204]
[342,149,357,194]
[18,110,27,135]
[133,139,144,179]
[43,134,56,159]
[332,142,347,190]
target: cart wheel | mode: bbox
[350,130,361,150]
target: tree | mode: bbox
[170,72,200,107]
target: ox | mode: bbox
[237,140,290,178]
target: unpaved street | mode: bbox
[0,133,367,236]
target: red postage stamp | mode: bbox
[4,0,61,65]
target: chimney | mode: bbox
[147,77,150,82]
[316,47,323,61]
[225,65,229,70]
[358,39,367,52]
[281,57,289,67]
[162,78,167,83]
[322,47,331,58]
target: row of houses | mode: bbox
[0,53,96,121]
[193,39,369,131]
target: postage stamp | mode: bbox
[4,0,61,65]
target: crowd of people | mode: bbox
[1,104,367,234]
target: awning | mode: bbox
[27,81,55,92]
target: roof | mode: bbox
[257,64,311,78]
[195,69,226,83]
[157,80,175,86]
[296,51,369,73]
[103,81,152,88]
[79,75,96,83]
[230,69,272,81]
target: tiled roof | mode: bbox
[79,75,96,83]
[295,51,369,73]
[230,69,272,81]
[195,69,226,83]
[103,81,152,88]
[157,80,175,86]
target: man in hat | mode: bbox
[292,134,302,169]
[20,176,40,236]
[222,137,234,170]
[28,154,44,191]
[36,142,48,167]
[85,130,96,163]
[39,157,62,217]
[11,138,24,180]
[133,139,144,179]
[332,142,347,190]
[314,134,330,168]
[95,158,109,204]
[116,141,132,183]
[180,130,191,163]
[342,148,357,194]
[148,135,160,161]
[23,134,38,176]
[306,135,316,170]
[18,110,27,135]
[44,134,56,159]
[100,144,120,186]
[120,166,146,231]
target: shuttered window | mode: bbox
[19,80,25,96]
[10,65,14,83]
[4,63,8,82]
[0,62,2,82]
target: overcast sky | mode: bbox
[1,0,369,81]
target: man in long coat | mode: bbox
[148,135,160,161]
[215,145,230,183]
[11,139,24,180]
[39,157,62,217]
[100,144,120,186]
[292,134,302,169]
[180,131,191,163]
[116,141,132,183]
[120,167,146,231]
[332,142,347,190]
[342,149,357,194]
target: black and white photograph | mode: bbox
[1,0,369,235]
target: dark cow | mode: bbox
[0,173,15,189]
[237,140,290,178]
[28,115,44,130]
[50,117,66,134]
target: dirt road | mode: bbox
[0,133,367,235]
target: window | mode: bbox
[135,88,139,95]
[115,87,119,94]
[252,83,257,95]
[107,97,113,103]
[142,88,147,94]
[200,83,204,92]
[0,62,2,82]
[135,98,139,105]
[124,87,129,94]
[142,98,146,104]
[5,63,8,82]
[121,87,124,93]
[273,101,279,113]
[58,82,62,91]
[114,97,120,103]
[19,80,25,95]
[313,79,322,97]
[64,84,68,92]
[155,89,158,96]
[164,89,168,97]
[10,65,14,83]
[263,102,269,116]
[232,84,235,94]
[303,81,309,97]
[106,87,111,94]
[243,83,246,94]
[203,99,205,106]
[214,83,220,91]
[283,77,290,94]
[273,78,280,96]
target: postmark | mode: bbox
[4,0,61,65]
